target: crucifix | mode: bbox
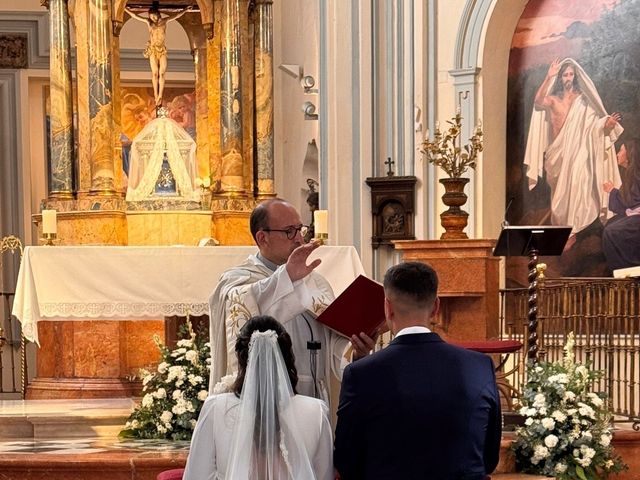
[385,157,395,177]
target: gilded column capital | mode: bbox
[40,0,50,9]
[203,22,214,40]
[112,20,123,37]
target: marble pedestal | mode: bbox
[26,320,163,399]
[393,239,500,341]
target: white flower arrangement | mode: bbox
[120,321,210,441]
[512,332,627,479]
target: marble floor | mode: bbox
[1,399,639,480]
[0,398,188,479]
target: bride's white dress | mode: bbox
[183,392,334,480]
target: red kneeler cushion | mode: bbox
[157,469,185,480]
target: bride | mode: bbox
[183,315,334,480]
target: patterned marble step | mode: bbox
[0,398,135,439]
[0,439,188,480]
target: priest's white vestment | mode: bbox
[209,254,349,403]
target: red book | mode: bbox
[316,274,386,338]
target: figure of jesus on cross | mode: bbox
[125,2,191,107]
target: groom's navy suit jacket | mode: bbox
[334,332,501,480]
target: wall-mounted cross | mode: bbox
[385,157,395,177]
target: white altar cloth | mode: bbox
[12,246,365,346]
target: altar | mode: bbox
[12,245,365,399]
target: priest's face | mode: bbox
[260,202,305,265]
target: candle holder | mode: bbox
[315,233,328,245]
[41,232,57,246]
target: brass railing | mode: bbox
[500,278,640,427]
[0,235,27,398]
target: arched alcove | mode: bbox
[453,0,528,238]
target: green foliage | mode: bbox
[512,333,627,479]
[119,321,210,441]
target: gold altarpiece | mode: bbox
[38,0,276,247]
[26,0,277,398]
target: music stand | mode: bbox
[493,226,571,362]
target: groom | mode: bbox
[334,261,501,479]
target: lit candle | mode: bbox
[314,210,328,235]
[42,209,57,234]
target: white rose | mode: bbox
[160,410,173,424]
[577,457,592,467]
[555,463,567,473]
[533,393,546,408]
[564,391,576,401]
[198,390,209,401]
[190,419,197,429]
[600,433,611,447]
[551,410,567,422]
[580,445,596,459]
[153,388,167,399]
[541,417,555,430]
[525,417,534,426]
[532,444,549,463]
[172,404,186,415]
[578,403,595,419]
[142,393,154,408]
[177,339,193,348]
[167,365,186,381]
[173,389,184,400]
[185,350,198,364]
[157,362,169,374]
[544,434,559,448]
[157,424,167,434]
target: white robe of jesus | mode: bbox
[208,254,349,403]
[524,58,622,234]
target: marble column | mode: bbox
[46,0,75,199]
[88,0,116,195]
[111,21,124,196]
[254,0,275,199]
[182,20,210,187]
[219,0,245,195]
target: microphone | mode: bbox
[501,197,515,229]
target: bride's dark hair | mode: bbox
[232,315,299,397]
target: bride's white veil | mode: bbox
[225,330,316,480]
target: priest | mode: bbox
[208,199,375,402]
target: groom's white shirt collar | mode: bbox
[394,326,431,337]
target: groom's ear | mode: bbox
[429,297,440,319]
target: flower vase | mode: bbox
[439,177,469,240]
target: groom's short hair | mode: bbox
[383,261,438,310]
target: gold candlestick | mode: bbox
[315,233,328,245]
[41,232,57,246]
